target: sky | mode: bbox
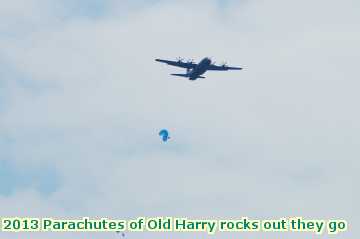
[0,0,359,238]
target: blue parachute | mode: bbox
[159,129,170,142]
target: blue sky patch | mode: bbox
[0,159,60,196]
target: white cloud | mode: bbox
[0,0,359,238]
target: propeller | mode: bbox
[221,61,228,67]
[176,57,184,62]
[187,58,195,64]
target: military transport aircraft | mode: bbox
[155,57,242,81]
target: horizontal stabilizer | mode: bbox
[171,73,189,78]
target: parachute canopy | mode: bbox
[159,129,170,142]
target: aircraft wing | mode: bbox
[155,58,197,69]
[207,64,243,71]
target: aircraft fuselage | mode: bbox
[188,57,211,80]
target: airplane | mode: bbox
[155,57,242,81]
